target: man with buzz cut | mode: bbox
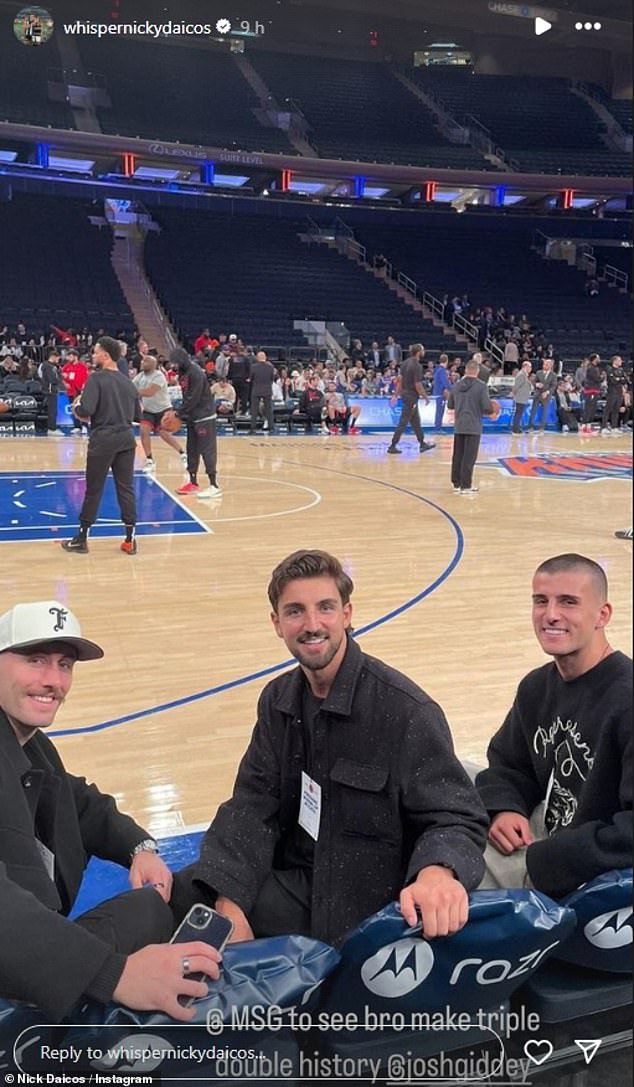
[172,549,488,947]
[476,553,632,897]
[0,600,221,1022]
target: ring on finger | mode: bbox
[181,957,191,976]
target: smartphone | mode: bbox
[170,904,234,1006]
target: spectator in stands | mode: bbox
[374,253,388,277]
[1,340,21,362]
[503,337,519,373]
[362,368,379,397]
[432,354,452,430]
[473,352,490,385]
[291,368,306,394]
[585,278,600,298]
[325,382,355,433]
[60,349,90,435]
[528,358,557,432]
[172,550,488,946]
[476,554,631,899]
[40,347,63,436]
[249,350,276,435]
[346,364,365,396]
[272,374,285,405]
[50,324,77,348]
[555,380,580,433]
[228,349,250,414]
[212,375,237,416]
[350,339,365,364]
[383,336,403,366]
[294,375,329,435]
[1,358,31,395]
[477,310,492,350]
[387,344,434,456]
[511,361,533,434]
[574,357,588,393]
[117,340,132,378]
[0,354,18,382]
[601,356,627,435]
[366,341,383,370]
[620,376,632,430]
[581,353,602,434]
[194,328,214,357]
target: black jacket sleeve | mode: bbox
[193,700,283,913]
[475,696,545,818]
[0,863,127,1020]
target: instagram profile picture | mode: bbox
[14,6,54,46]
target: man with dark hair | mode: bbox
[0,600,221,1021]
[432,354,452,430]
[169,347,221,499]
[601,355,627,435]
[387,344,435,455]
[476,553,631,897]
[295,374,329,434]
[62,336,140,555]
[581,353,602,434]
[174,550,488,946]
[40,346,62,436]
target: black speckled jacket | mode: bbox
[195,637,488,946]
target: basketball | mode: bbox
[488,399,501,420]
[161,410,181,433]
[0,400,9,414]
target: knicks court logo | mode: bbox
[491,453,632,482]
[361,939,435,998]
[584,907,633,950]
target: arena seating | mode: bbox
[144,207,459,354]
[1,34,75,129]
[247,51,492,168]
[0,193,134,338]
[77,39,296,154]
[407,68,631,177]
[339,211,632,362]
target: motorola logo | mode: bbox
[361,939,435,998]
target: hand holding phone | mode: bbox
[170,904,234,1006]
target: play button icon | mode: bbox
[535,16,552,35]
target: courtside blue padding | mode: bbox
[554,868,633,973]
[70,831,205,918]
[316,892,576,1021]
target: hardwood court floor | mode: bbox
[1,429,631,836]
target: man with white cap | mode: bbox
[0,601,221,1021]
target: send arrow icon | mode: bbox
[575,1039,602,1064]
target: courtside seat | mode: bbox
[516,960,632,1022]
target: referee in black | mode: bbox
[62,337,141,555]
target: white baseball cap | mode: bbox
[0,601,104,660]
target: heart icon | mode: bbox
[524,1040,554,1066]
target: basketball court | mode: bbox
[1,428,631,847]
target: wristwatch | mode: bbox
[130,838,159,861]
